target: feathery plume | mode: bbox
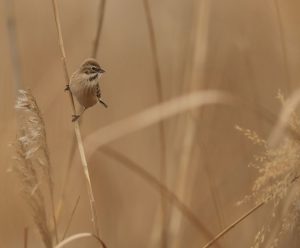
[237,92,300,247]
[13,90,58,247]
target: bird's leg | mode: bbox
[98,98,108,108]
[64,84,70,91]
[72,115,80,122]
[71,108,86,122]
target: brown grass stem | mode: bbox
[50,0,103,240]
[201,202,265,248]
[24,227,28,248]
[98,147,215,241]
[61,196,81,240]
[142,1,167,246]
[92,0,106,58]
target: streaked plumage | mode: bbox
[67,58,107,121]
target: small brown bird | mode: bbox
[65,58,107,122]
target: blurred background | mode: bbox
[1,0,299,247]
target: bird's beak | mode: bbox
[99,68,105,73]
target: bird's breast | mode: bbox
[70,79,98,108]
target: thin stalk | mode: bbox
[24,227,28,248]
[43,137,59,244]
[61,196,81,240]
[273,0,291,92]
[48,171,59,244]
[92,0,106,58]
[50,0,102,240]
[201,202,265,248]
[56,0,107,224]
[142,1,168,246]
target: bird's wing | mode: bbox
[95,83,101,99]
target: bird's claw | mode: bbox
[64,84,70,91]
[99,99,108,108]
[72,115,80,122]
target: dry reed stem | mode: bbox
[92,0,106,58]
[201,202,265,248]
[98,147,215,240]
[50,0,103,241]
[84,91,232,155]
[54,233,106,248]
[43,126,59,244]
[273,0,291,91]
[268,89,300,146]
[4,0,23,92]
[56,0,107,224]
[168,1,214,247]
[142,1,167,246]
[24,227,28,248]
[61,196,81,240]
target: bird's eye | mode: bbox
[92,66,98,71]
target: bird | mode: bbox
[65,58,108,122]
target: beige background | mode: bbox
[1,0,299,247]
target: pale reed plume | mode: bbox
[236,91,300,247]
[13,90,58,247]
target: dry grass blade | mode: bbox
[98,147,215,240]
[14,90,57,247]
[201,202,265,248]
[54,233,106,248]
[84,91,233,153]
[268,89,300,146]
[50,0,103,240]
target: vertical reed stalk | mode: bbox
[56,0,107,223]
[92,0,106,58]
[142,1,168,246]
[24,227,28,248]
[50,0,101,239]
[273,0,291,91]
[169,1,213,247]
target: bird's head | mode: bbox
[79,58,105,75]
